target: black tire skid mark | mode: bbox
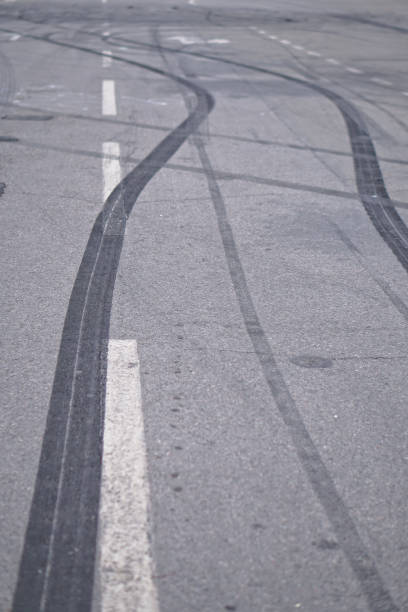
[10,32,213,612]
[4,24,402,612]
[151,30,400,612]
[104,33,408,279]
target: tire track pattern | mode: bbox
[3,25,402,612]
[153,30,400,612]
[7,32,213,612]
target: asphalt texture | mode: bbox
[0,0,408,611]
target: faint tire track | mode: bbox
[151,27,399,612]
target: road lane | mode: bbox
[0,1,407,611]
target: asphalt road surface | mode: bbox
[1,0,408,610]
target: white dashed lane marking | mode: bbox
[102,50,112,68]
[99,340,159,612]
[371,77,392,86]
[102,79,117,115]
[251,27,404,95]
[102,142,121,202]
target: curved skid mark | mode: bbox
[11,31,213,612]
[5,24,401,612]
[106,32,408,278]
[153,31,399,612]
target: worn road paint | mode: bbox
[102,142,121,202]
[102,50,112,68]
[102,80,117,115]
[99,340,159,612]
[167,35,200,45]
[371,77,392,86]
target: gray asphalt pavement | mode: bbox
[1,0,408,610]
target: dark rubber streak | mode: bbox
[6,25,401,612]
[154,31,399,612]
[1,114,54,120]
[10,33,213,612]
[109,33,408,278]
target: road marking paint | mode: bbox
[10,34,20,41]
[103,142,121,201]
[188,0,197,4]
[207,39,230,44]
[293,45,304,50]
[268,35,277,40]
[346,66,362,74]
[102,80,117,115]
[167,35,200,44]
[326,58,340,65]
[371,77,392,86]
[280,39,291,45]
[307,50,321,56]
[402,92,408,97]
[99,340,159,612]
[259,30,266,34]
[103,30,110,37]
[102,50,112,68]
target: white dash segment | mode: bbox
[402,92,408,97]
[102,80,117,115]
[307,50,321,56]
[371,77,392,86]
[280,39,291,45]
[99,340,159,612]
[103,142,121,201]
[269,35,277,40]
[10,34,20,41]
[346,66,362,74]
[293,45,304,50]
[103,50,112,68]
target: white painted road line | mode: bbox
[268,35,277,40]
[326,58,340,65]
[371,77,392,86]
[99,340,159,612]
[307,50,321,56]
[280,39,291,45]
[10,34,20,41]
[293,45,304,50]
[402,92,408,97]
[103,142,121,202]
[346,66,363,74]
[102,50,112,68]
[102,79,117,115]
